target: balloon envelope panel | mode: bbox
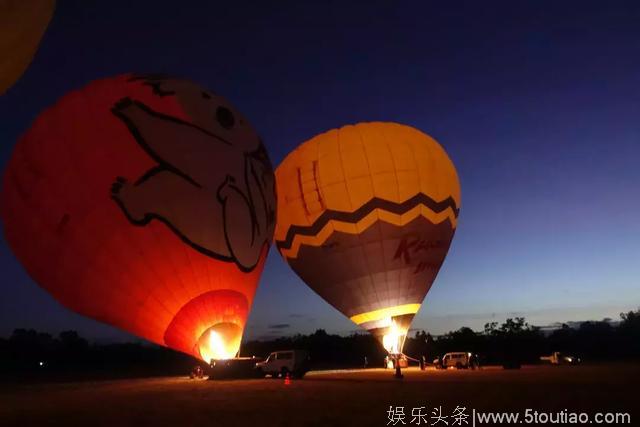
[275,122,460,352]
[1,74,276,360]
[0,0,55,94]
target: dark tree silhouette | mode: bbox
[2,309,638,382]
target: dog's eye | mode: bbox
[216,106,235,130]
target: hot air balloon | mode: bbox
[275,122,460,354]
[1,74,276,361]
[0,0,55,95]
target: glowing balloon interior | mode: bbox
[1,74,276,361]
[381,319,407,355]
[275,122,460,354]
[198,323,244,361]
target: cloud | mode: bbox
[288,313,317,323]
[268,323,290,330]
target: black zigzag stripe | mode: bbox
[276,193,459,252]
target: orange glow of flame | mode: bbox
[197,323,243,361]
[381,319,407,354]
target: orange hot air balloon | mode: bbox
[0,0,55,95]
[1,74,276,361]
[275,123,460,354]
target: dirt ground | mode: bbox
[1,364,637,426]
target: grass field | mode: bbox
[1,364,637,426]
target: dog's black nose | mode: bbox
[216,106,235,130]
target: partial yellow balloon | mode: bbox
[0,0,55,95]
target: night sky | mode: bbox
[1,0,639,343]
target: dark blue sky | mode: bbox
[1,0,639,342]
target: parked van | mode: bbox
[255,350,310,378]
[434,352,478,369]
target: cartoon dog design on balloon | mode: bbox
[110,75,276,272]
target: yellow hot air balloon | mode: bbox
[0,0,55,95]
[275,122,460,354]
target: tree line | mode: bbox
[0,330,195,382]
[1,308,638,381]
[243,309,640,367]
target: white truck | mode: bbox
[434,352,479,369]
[255,350,311,378]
